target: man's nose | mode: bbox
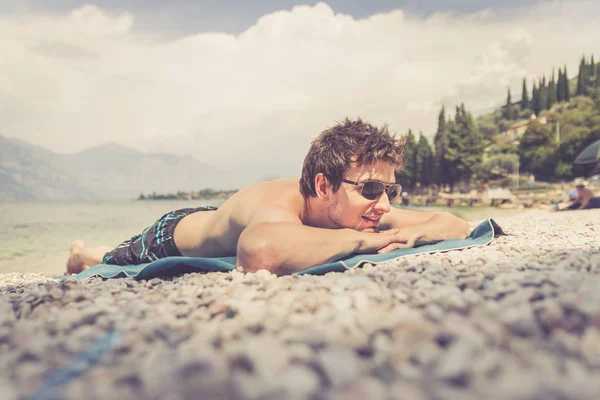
[374,191,391,213]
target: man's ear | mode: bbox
[314,173,331,200]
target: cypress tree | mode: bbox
[450,104,484,187]
[547,73,553,109]
[444,117,459,191]
[504,88,513,120]
[585,56,593,87]
[532,83,540,116]
[539,76,548,111]
[433,106,448,189]
[445,107,464,190]
[416,133,434,188]
[576,57,584,95]
[577,56,588,96]
[426,139,436,189]
[564,65,570,101]
[403,130,418,190]
[557,68,564,102]
[590,55,595,77]
[521,78,530,110]
[548,70,557,108]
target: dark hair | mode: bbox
[300,118,405,198]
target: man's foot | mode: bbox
[65,240,89,275]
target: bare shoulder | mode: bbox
[249,206,302,225]
[222,178,304,227]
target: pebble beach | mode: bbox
[1,210,600,400]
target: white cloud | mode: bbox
[1,1,600,183]
[455,29,534,108]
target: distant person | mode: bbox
[65,119,469,276]
[559,182,600,211]
[401,191,409,206]
[528,174,535,187]
[566,188,579,201]
[476,181,490,202]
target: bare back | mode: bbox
[173,178,305,258]
[576,187,594,203]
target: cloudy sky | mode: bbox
[1,0,599,182]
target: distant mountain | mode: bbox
[0,136,100,201]
[0,136,237,201]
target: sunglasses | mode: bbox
[341,178,402,201]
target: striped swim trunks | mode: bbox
[102,206,217,266]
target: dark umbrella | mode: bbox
[574,139,600,164]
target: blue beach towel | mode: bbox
[69,219,504,280]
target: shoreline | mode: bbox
[1,210,599,399]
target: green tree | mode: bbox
[539,77,549,112]
[445,118,461,190]
[521,78,530,110]
[445,104,484,189]
[577,56,589,96]
[476,113,499,141]
[555,96,600,179]
[461,105,485,183]
[519,94,600,182]
[590,55,596,77]
[518,120,557,181]
[416,133,435,189]
[548,70,557,108]
[557,68,565,102]
[586,57,593,87]
[433,106,449,188]
[532,82,540,116]
[425,139,436,188]
[397,130,418,191]
[564,65,571,101]
[504,88,514,120]
[476,153,519,182]
[596,64,600,87]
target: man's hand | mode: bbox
[374,217,471,254]
[379,209,469,246]
[355,228,420,254]
[376,226,424,254]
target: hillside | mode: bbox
[400,55,599,193]
[0,137,100,201]
[0,136,238,201]
[473,58,599,183]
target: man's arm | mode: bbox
[236,208,404,275]
[573,192,584,209]
[579,195,591,209]
[379,208,470,243]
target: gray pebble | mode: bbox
[434,339,475,385]
[581,327,600,369]
[499,305,539,337]
[318,347,361,387]
[279,364,320,397]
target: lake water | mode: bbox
[0,200,522,276]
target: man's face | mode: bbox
[325,160,396,233]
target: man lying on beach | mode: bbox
[559,182,600,211]
[66,118,469,276]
